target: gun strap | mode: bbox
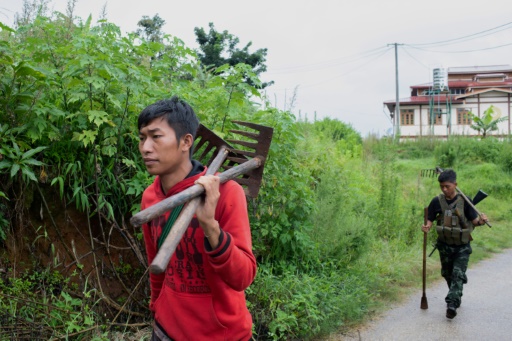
[157,204,185,250]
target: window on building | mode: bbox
[457,108,472,125]
[450,88,465,95]
[429,112,442,125]
[400,109,414,126]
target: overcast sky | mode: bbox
[2,0,512,137]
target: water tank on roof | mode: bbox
[433,67,448,91]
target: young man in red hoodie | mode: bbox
[138,97,257,340]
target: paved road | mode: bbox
[335,249,512,341]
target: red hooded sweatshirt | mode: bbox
[141,165,257,341]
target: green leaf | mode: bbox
[72,130,97,147]
[15,62,45,79]
[21,146,47,160]
[10,163,20,178]
[51,177,64,198]
[0,160,12,169]
[0,22,15,33]
[21,167,38,182]
[22,159,44,166]
[87,110,110,127]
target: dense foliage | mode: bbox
[2,4,512,340]
[194,22,272,88]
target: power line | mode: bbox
[406,41,512,54]
[400,46,431,70]
[302,47,392,88]
[407,21,512,47]
[268,45,390,74]
[268,20,512,77]
[268,46,393,92]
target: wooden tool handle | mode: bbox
[456,187,492,227]
[148,147,228,274]
[130,156,263,227]
[150,197,202,274]
[421,206,429,309]
[149,156,265,274]
[422,207,428,291]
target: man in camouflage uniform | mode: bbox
[421,169,488,319]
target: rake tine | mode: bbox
[227,149,257,158]
[228,129,259,139]
[224,120,273,197]
[226,139,258,150]
[420,168,439,178]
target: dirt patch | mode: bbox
[1,183,150,322]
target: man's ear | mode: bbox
[181,133,194,152]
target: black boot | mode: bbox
[446,304,457,319]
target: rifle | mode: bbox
[456,188,491,227]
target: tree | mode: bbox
[136,14,165,43]
[469,105,508,138]
[194,22,272,88]
[14,0,50,27]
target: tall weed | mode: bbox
[497,140,512,173]
[309,162,372,266]
[247,264,371,341]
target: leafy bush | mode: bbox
[0,268,101,340]
[310,163,372,266]
[497,141,512,173]
[396,137,439,159]
[247,265,371,340]
[434,143,457,168]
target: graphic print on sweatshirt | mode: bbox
[156,217,210,294]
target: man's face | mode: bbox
[138,117,188,176]
[439,181,457,200]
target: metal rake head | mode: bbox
[193,121,273,198]
[420,166,443,178]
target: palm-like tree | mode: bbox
[469,105,508,138]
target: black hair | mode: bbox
[138,96,199,157]
[438,169,457,183]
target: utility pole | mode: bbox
[388,43,403,139]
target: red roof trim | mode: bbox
[384,96,464,105]
[411,81,512,89]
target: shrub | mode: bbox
[498,141,512,173]
[434,143,457,168]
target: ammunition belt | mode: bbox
[436,225,472,245]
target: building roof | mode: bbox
[384,65,512,113]
[411,80,512,89]
[383,95,464,106]
[447,65,512,74]
[455,87,512,99]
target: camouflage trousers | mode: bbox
[436,240,472,308]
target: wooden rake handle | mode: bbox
[130,156,264,228]
[149,155,264,273]
[148,157,264,274]
[149,147,229,274]
[421,206,429,309]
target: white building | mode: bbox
[384,65,512,139]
